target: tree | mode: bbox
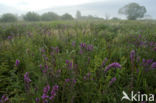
[76,10,81,19]
[23,12,40,21]
[119,2,147,20]
[61,13,73,20]
[0,13,17,22]
[41,12,60,21]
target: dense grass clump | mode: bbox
[0,20,156,103]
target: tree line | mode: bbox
[0,2,147,22]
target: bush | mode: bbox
[0,13,17,22]
[41,12,60,21]
[23,12,40,22]
[61,13,73,20]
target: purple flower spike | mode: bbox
[65,78,70,83]
[15,59,20,66]
[50,85,59,100]
[24,72,31,84]
[130,50,135,63]
[151,62,156,68]
[87,44,93,51]
[8,36,12,40]
[0,95,9,103]
[80,43,86,48]
[35,98,40,103]
[104,62,121,73]
[109,77,117,86]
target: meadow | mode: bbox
[0,20,156,103]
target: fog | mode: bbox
[0,0,155,19]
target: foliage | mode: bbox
[61,13,74,20]
[119,2,147,20]
[0,13,17,22]
[23,12,40,22]
[41,12,60,21]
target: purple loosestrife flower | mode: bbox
[154,47,156,51]
[104,62,121,73]
[72,41,75,47]
[41,84,50,100]
[80,43,86,48]
[8,36,12,40]
[35,98,40,103]
[15,59,20,66]
[87,44,93,51]
[79,49,83,54]
[109,77,117,86]
[24,72,31,84]
[151,62,156,69]
[130,50,135,63]
[0,95,8,103]
[65,60,72,69]
[41,48,45,53]
[50,85,59,100]
[65,78,70,83]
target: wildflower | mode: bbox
[41,48,45,53]
[15,59,20,66]
[130,50,135,63]
[72,41,75,47]
[72,79,76,84]
[87,44,93,51]
[65,78,70,83]
[104,62,121,73]
[8,36,12,40]
[0,95,8,103]
[80,43,86,48]
[65,60,72,69]
[151,62,156,68]
[154,47,156,51]
[79,49,83,54]
[49,85,59,100]
[39,64,43,69]
[24,72,31,84]
[35,98,40,103]
[41,84,50,100]
[109,77,117,86]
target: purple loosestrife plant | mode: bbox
[109,77,117,86]
[24,72,31,91]
[151,62,156,69]
[87,44,93,51]
[41,84,50,100]
[65,60,72,69]
[0,95,9,103]
[130,50,135,63]
[35,98,40,103]
[104,62,121,73]
[49,85,59,101]
[15,59,20,66]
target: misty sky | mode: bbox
[0,0,155,19]
[0,0,106,11]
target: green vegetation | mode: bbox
[119,2,147,20]
[0,20,156,103]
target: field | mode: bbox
[0,20,156,103]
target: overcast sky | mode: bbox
[0,0,155,19]
[0,0,107,11]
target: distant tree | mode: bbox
[23,12,40,21]
[0,13,17,22]
[119,2,147,20]
[111,17,120,20]
[41,12,60,21]
[76,10,81,19]
[61,13,73,20]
